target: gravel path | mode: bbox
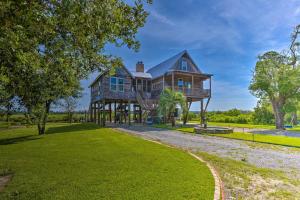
[116,125,300,173]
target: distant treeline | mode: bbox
[0,112,87,126]
[188,108,277,125]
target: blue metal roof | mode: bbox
[146,50,201,79]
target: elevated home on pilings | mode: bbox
[89,50,212,126]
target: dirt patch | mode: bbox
[0,175,12,192]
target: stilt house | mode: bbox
[89,50,212,126]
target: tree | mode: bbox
[249,51,300,129]
[158,89,187,127]
[252,100,274,125]
[0,0,150,134]
[58,96,79,123]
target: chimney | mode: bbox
[136,61,144,72]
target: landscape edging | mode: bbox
[114,127,225,200]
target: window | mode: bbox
[185,81,191,89]
[181,60,188,71]
[118,78,124,92]
[110,77,117,91]
[110,77,124,92]
[178,78,184,87]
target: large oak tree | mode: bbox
[249,51,300,129]
[0,0,150,134]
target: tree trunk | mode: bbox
[271,100,285,130]
[37,101,51,135]
[291,112,298,126]
[171,115,175,127]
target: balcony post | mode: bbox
[192,75,194,95]
[172,72,174,90]
[209,76,212,96]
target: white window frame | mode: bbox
[110,77,124,92]
[118,78,124,92]
[181,59,188,71]
[110,77,117,91]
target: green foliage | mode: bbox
[212,132,300,148]
[158,89,187,126]
[0,0,150,134]
[0,123,214,199]
[249,27,300,129]
[253,100,275,125]
[206,110,253,124]
[185,112,197,121]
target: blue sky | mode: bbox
[79,0,300,111]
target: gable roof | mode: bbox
[130,71,152,79]
[89,65,133,87]
[146,50,201,79]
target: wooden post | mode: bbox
[102,100,105,126]
[93,103,97,123]
[109,103,112,123]
[139,105,142,123]
[97,103,101,126]
[172,72,174,90]
[120,102,123,124]
[192,75,194,95]
[209,76,212,96]
[200,100,204,126]
[124,102,127,124]
[136,79,137,91]
[114,101,117,123]
[128,102,131,125]
[90,104,93,122]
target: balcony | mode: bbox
[164,86,210,98]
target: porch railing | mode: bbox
[160,86,210,97]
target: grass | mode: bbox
[206,122,276,129]
[0,123,214,200]
[211,132,300,148]
[154,124,195,133]
[197,152,300,199]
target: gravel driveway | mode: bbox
[116,125,300,173]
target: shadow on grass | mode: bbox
[0,135,41,145]
[46,123,100,134]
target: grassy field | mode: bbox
[154,124,195,133]
[197,152,300,199]
[0,123,214,200]
[211,132,300,148]
[207,122,276,129]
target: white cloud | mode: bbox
[150,10,175,26]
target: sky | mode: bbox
[79,0,300,111]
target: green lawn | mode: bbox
[0,123,214,200]
[154,124,195,133]
[211,132,300,148]
[207,122,276,129]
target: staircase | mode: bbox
[136,91,158,121]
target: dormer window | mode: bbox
[181,60,188,71]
